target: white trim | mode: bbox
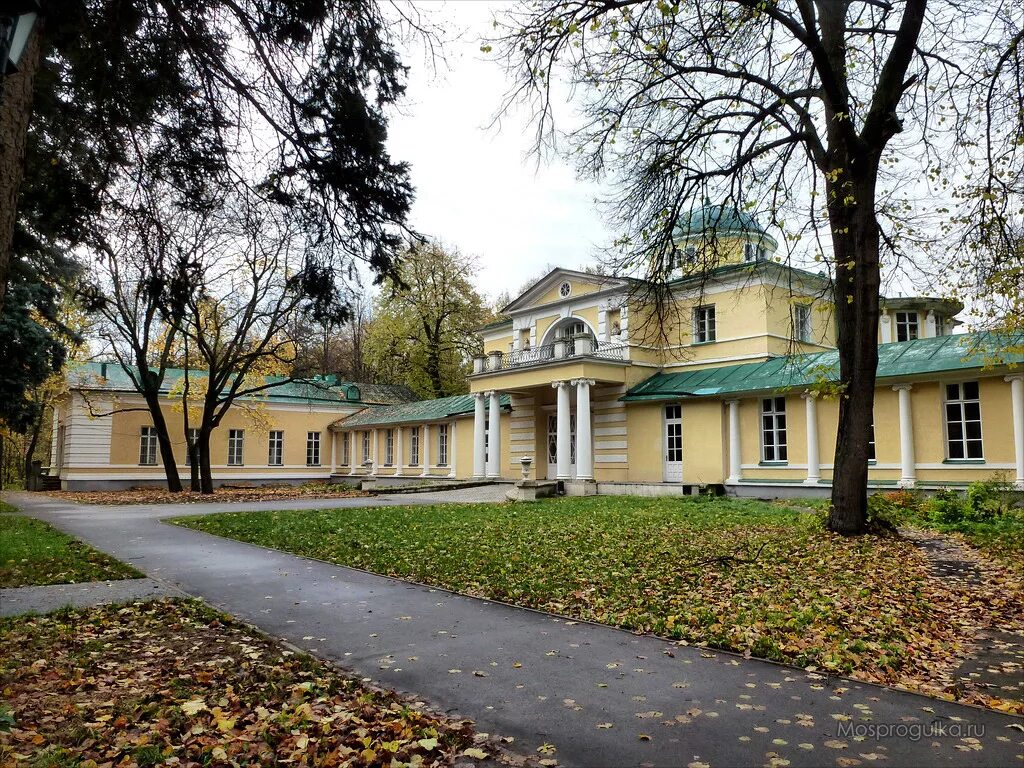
[595,454,627,463]
[594,412,626,423]
[594,426,627,436]
[510,418,534,429]
[595,440,627,450]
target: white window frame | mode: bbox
[227,429,245,466]
[185,427,199,466]
[794,303,812,343]
[384,428,394,466]
[341,432,350,465]
[361,431,371,463]
[438,424,449,466]
[306,431,321,467]
[944,381,984,460]
[760,397,788,463]
[139,426,158,466]
[895,311,919,342]
[410,426,420,466]
[268,430,284,466]
[693,305,716,344]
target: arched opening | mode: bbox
[539,316,598,355]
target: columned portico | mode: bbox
[1008,374,1024,490]
[803,392,820,484]
[572,378,595,481]
[726,399,741,484]
[894,384,916,488]
[487,390,502,478]
[473,393,487,479]
[553,380,573,480]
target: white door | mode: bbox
[664,404,683,482]
[547,413,577,479]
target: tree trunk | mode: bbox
[0,17,42,312]
[198,423,214,494]
[141,389,183,492]
[827,169,882,534]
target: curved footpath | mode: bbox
[4,491,1022,768]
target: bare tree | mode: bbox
[495,0,1023,533]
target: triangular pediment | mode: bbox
[503,268,630,314]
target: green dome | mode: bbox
[672,201,778,251]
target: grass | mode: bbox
[0,600,478,765]
[0,514,142,588]
[46,480,365,506]
[0,500,17,514]
[175,495,1024,710]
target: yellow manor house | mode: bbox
[53,205,1024,495]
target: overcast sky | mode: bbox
[385,1,611,302]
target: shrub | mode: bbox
[925,489,968,524]
[867,489,923,528]
[964,478,1011,521]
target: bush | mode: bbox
[964,479,1011,521]
[925,489,968,524]
[867,489,923,528]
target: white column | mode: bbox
[726,399,741,484]
[395,426,403,475]
[349,432,356,474]
[573,379,594,481]
[554,381,573,480]
[880,310,892,343]
[330,431,337,473]
[371,428,378,474]
[894,384,916,488]
[449,420,457,478]
[421,424,431,477]
[803,392,820,484]
[473,393,486,479]
[487,390,501,478]
[1007,375,1024,490]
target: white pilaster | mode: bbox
[573,379,594,480]
[894,384,916,487]
[803,392,820,484]
[330,431,337,473]
[1007,375,1024,490]
[880,310,892,343]
[395,426,403,475]
[473,393,486,479]
[449,420,457,478]
[421,424,430,477]
[371,428,378,475]
[726,399,742,484]
[487,390,501,478]
[349,432,356,474]
[554,380,573,480]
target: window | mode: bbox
[361,431,371,463]
[267,430,283,466]
[945,382,983,460]
[384,429,394,466]
[410,426,420,466]
[868,423,876,462]
[306,431,321,466]
[761,397,788,462]
[228,429,245,466]
[139,426,158,465]
[438,424,449,466]
[895,311,919,342]
[744,242,766,262]
[934,315,946,336]
[185,428,199,466]
[665,404,682,462]
[559,281,572,297]
[683,245,697,264]
[693,305,716,344]
[794,303,812,343]
[341,432,350,465]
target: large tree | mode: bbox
[365,242,492,399]
[496,0,1023,533]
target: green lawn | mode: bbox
[0,500,17,514]
[0,514,142,588]
[175,496,1024,706]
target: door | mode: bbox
[664,404,683,482]
[547,413,577,479]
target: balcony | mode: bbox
[473,336,628,374]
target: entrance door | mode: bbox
[547,413,577,479]
[664,404,683,482]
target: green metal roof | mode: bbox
[666,259,828,290]
[334,393,513,429]
[67,362,417,406]
[623,332,1024,402]
[672,202,779,250]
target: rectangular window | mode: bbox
[438,424,449,466]
[139,426,158,465]
[895,311,919,342]
[794,304,812,343]
[227,429,245,466]
[945,382,983,460]
[693,305,716,344]
[306,431,321,466]
[761,397,788,463]
[361,431,371,463]
[868,423,876,462]
[410,426,420,466]
[185,428,199,466]
[267,430,284,466]
[384,429,394,466]
[934,315,946,336]
[341,433,350,465]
